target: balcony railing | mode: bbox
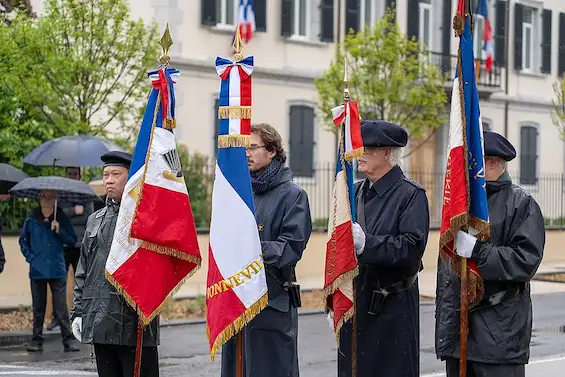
[429,52,502,89]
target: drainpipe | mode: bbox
[334,0,342,161]
[503,0,510,138]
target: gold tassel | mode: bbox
[334,305,355,346]
[218,135,251,149]
[453,14,464,37]
[163,119,176,129]
[218,106,252,119]
[208,293,269,360]
[344,147,364,162]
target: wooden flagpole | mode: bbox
[459,2,472,376]
[232,25,245,377]
[342,57,358,377]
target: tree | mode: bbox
[0,0,33,17]
[314,10,448,156]
[551,75,565,138]
[0,0,159,167]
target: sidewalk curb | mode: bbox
[0,309,327,347]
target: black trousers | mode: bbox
[30,278,73,345]
[64,246,80,274]
[446,358,525,377]
[94,344,159,377]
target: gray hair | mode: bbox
[386,147,403,167]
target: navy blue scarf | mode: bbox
[250,160,282,194]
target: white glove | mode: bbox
[72,317,82,342]
[352,222,366,255]
[455,230,477,258]
[327,311,335,332]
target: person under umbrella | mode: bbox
[10,176,99,353]
[0,210,5,274]
[19,189,79,352]
[0,163,28,195]
[46,167,94,331]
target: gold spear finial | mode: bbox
[233,24,244,62]
[159,23,173,67]
[343,57,350,102]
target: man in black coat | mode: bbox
[339,120,430,377]
[435,131,545,377]
[221,123,312,377]
[71,152,160,377]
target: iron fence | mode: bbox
[2,163,565,232]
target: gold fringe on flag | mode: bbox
[218,134,251,149]
[207,292,269,361]
[344,147,364,162]
[218,106,252,119]
[453,14,464,37]
[105,260,201,326]
[139,241,202,264]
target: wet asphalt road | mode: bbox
[1,293,564,376]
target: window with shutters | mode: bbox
[359,0,385,28]
[292,0,309,38]
[289,105,315,178]
[519,124,539,185]
[418,1,433,52]
[522,7,535,73]
[216,0,238,27]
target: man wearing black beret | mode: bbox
[71,151,161,377]
[435,131,545,377]
[338,120,430,377]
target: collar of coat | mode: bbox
[364,165,404,198]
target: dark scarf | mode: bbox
[250,160,282,194]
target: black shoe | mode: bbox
[46,321,59,331]
[64,342,80,352]
[26,343,43,352]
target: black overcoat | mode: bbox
[338,166,430,377]
[435,175,545,364]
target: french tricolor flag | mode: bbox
[238,0,256,43]
[477,0,493,72]
[105,67,202,324]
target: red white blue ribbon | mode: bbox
[149,68,179,128]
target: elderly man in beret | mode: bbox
[338,120,430,377]
[71,151,160,377]
[435,131,545,377]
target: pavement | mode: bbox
[0,293,564,377]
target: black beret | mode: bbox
[483,131,516,161]
[361,120,408,148]
[101,151,133,168]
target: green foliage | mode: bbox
[177,144,213,229]
[0,0,160,167]
[314,10,448,143]
[551,75,565,138]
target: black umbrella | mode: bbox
[9,176,100,205]
[23,135,125,167]
[0,163,29,195]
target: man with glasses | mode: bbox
[19,190,79,352]
[221,123,312,377]
[339,120,430,377]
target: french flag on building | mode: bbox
[238,0,256,43]
[105,67,202,324]
[439,1,490,306]
[477,0,493,72]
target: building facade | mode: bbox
[27,0,565,224]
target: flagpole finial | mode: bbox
[343,57,350,102]
[159,23,173,67]
[233,24,244,62]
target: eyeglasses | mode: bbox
[245,144,265,152]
